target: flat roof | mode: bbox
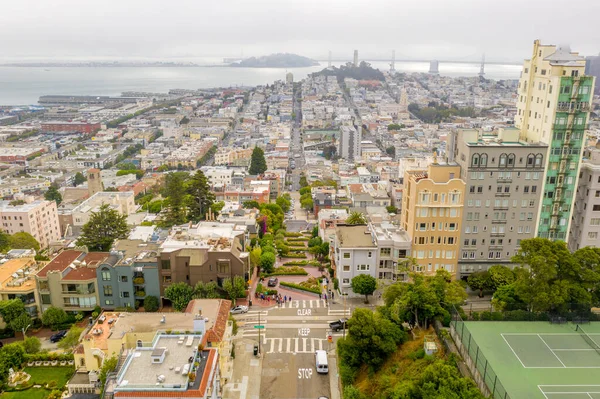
[336,224,376,248]
[0,258,38,293]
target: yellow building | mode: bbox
[401,162,465,279]
[0,257,40,318]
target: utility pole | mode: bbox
[258,310,261,355]
[343,293,347,339]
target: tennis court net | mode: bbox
[576,324,600,355]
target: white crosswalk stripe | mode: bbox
[328,309,350,316]
[265,337,328,353]
[282,299,327,308]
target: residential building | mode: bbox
[370,221,412,281]
[87,168,103,197]
[158,222,249,297]
[569,146,600,250]
[71,191,136,230]
[338,125,361,161]
[450,128,547,277]
[41,121,101,134]
[515,40,595,241]
[36,250,118,312]
[318,209,348,245]
[333,224,377,295]
[401,162,465,279]
[0,199,61,249]
[201,166,234,189]
[0,257,40,317]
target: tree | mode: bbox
[467,271,491,298]
[299,186,311,196]
[249,247,262,270]
[162,172,188,226]
[194,281,219,299]
[76,204,129,251]
[0,299,26,325]
[300,196,313,211]
[386,205,398,214]
[351,274,377,303]
[346,211,367,225]
[41,306,68,329]
[387,123,404,131]
[242,200,260,209]
[99,356,118,388]
[0,230,9,253]
[276,196,291,213]
[9,232,39,252]
[385,146,396,158]
[164,282,194,312]
[73,172,86,186]
[408,359,486,398]
[187,170,215,222]
[58,326,83,350]
[323,145,337,160]
[222,276,246,305]
[299,174,308,188]
[488,265,516,290]
[22,336,41,354]
[10,313,31,336]
[44,185,62,205]
[259,252,276,274]
[210,201,226,217]
[248,147,267,175]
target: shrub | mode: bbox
[284,232,303,237]
[144,296,160,312]
[407,348,426,360]
[282,253,307,259]
[279,281,320,295]
[264,266,308,277]
[283,260,320,266]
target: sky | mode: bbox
[2,0,600,63]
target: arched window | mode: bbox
[480,154,488,167]
[471,154,480,167]
[527,154,535,167]
[535,154,543,167]
[137,340,143,347]
[507,154,515,167]
[499,154,507,167]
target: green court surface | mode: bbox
[461,321,600,399]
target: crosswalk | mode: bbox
[276,299,328,309]
[264,337,329,353]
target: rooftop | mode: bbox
[38,251,112,279]
[0,258,39,292]
[336,224,376,248]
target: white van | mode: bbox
[315,350,328,374]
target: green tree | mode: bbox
[249,247,262,270]
[22,336,41,354]
[351,274,377,303]
[408,359,486,398]
[210,201,226,217]
[491,283,525,311]
[243,200,260,209]
[44,185,62,205]
[58,326,83,350]
[346,211,367,225]
[259,252,276,274]
[299,174,308,188]
[387,123,404,130]
[73,172,87,186]
[194,281,219,299]
[143,296,160,312]
[76,204,129,251]
[222,276,246,305]
[386,205,398,214]
[10,313,31,336]
[187,170,215,222]
[162,172,188,226]
[385,146,396,158]
[322,145,337,160]
[276,196,291,213]
[0,299,26,325]
[164,282,194,312]
[300,195,313,211]
[9,232,40,252]
[248,147,267,175]
[99,356,118,388]
[41,306,68,329]
[488,265,516,290]
[467,271,491,298]
[0,230,9,252]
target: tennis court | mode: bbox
[457,321,600,399]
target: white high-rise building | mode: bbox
[338,125,361,161]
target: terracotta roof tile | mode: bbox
[37,251,83,278]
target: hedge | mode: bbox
[282,253,307,259]
[284,232,303,237]
[283,260,321,266]
[288,247,308,251]
[25,353,74,362]
[263,266,308,277]
[279,281,321,295]
[286,237,309,242]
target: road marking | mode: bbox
[538,334,566,368]
[286,338,291,352]
[302,337,307,352]
[302,300,306,308]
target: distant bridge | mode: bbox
[318,59,522,66]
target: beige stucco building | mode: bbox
[0,199,61,249]
[401,162,465,279]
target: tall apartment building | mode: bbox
[338,125,361,161]
[0,199,61,249]
[449,128,548,278]
[568,146,600,251]
[515,40,595,241]
[401,162,465,279]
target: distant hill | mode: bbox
[312,61,385,81]
[230,53,319,68]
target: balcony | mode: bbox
[495,193,510,197]
[62,290,95,295]
[491,220,507,224]
[493,207,509,211]
[489,245,503,250]
[496,179,512,183]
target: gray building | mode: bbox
[449,128,548,279]
[568,146,600,251]
[98,240,161,310]
[338,125,361,161]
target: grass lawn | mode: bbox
[0,367,74,399]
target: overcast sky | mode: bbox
[2,0,600,63]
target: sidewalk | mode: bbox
[222,338,262,399]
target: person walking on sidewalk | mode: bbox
[319,293,322,300]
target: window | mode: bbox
[589,232,599,239]
[217,261,230,274]
[342,278,350,285]
[120,276,128,283]
[105,300,114,306]
[101,269,111,281]
[357,265,370,271]
[343,265,350,272]
[591,218,600,226]
[103,285,113,297]
[343,252,351,259]
[367,251,372,258]
[594,205,600,211]
[162,276,172,284]
[380,248,391,256]
[122,292,130,298]
[161,260,171,270]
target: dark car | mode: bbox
[329,319,348,332]
[268,277,278,287]
[50,330,67,343]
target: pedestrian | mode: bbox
[319,293,322,300]
[324,294,327,301]
[289,296,292,303]
[284,295,287,302]
[331,292,335,300]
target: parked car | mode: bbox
[230,306,249,315]
[268,277,279,287]
[329,319,348,332]
[50,330,67,343]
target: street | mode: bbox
[233,299,350,399]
